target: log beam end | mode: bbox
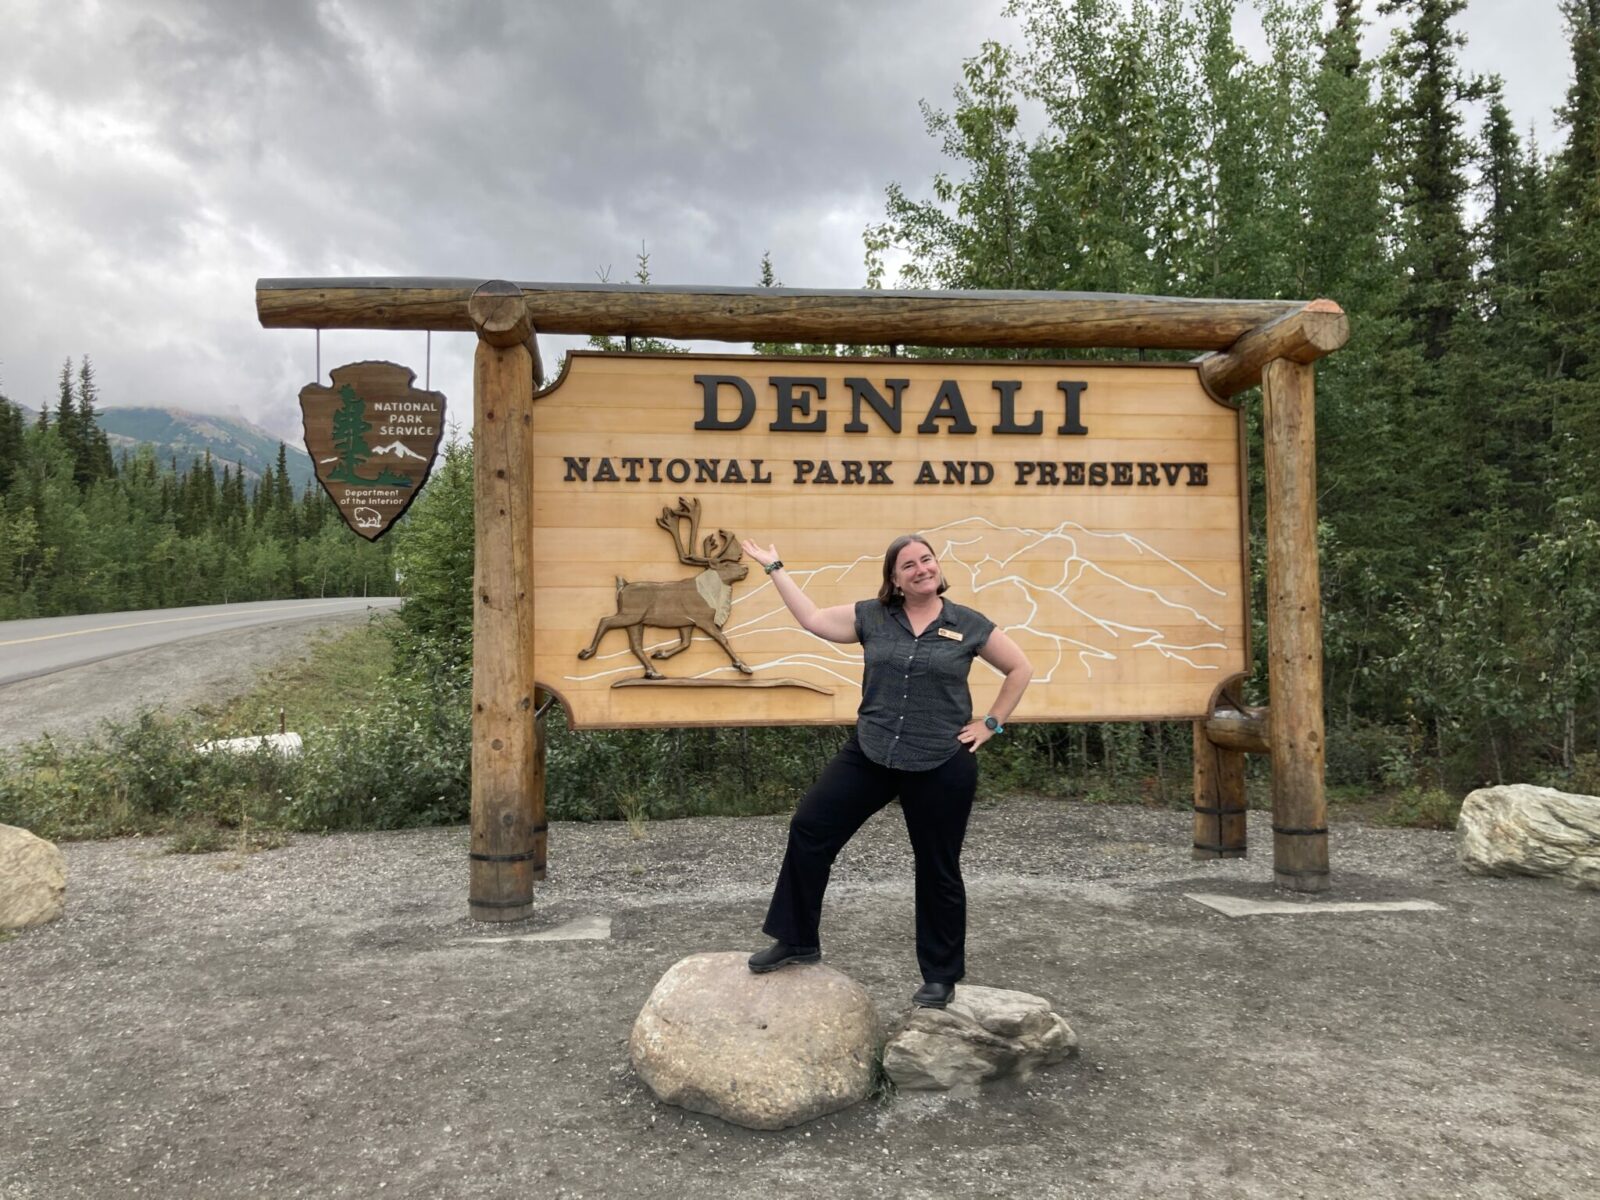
[1204,706,1272,755]
[1198,299,1349,399]
[470,280,534,347]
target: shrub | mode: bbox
[1377,786,1461,830]
[0,712,298,841]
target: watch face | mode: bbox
[984,716,999,731]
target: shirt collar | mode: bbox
[890,600,950,635]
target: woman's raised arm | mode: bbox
[739,539,859,644]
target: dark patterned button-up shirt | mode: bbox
[853,598,996,770]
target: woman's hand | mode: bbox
[738,543,858,642]
[957,720,994,754]
[740,539,779,569]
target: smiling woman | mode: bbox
[740,531,1032,1010]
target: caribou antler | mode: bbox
[656,497,707,566]
[702,529,741,563]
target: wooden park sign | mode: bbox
[300,361,445,540]
[258,278,1348,913]
[539,353,1246,730]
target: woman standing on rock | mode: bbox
[740,533,1033,1008]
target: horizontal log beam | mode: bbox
[1204,706,1271,755]
[1196,299,1349,399]
[256,278,1311,352]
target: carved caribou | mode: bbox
[577,498,753,679]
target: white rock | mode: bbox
[883,984,1078,1091]
[195,732,303,756]
[1458,784,1600,890]
[0,824,66,930]
[629,951,881,1130]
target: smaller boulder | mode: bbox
[0,824,67,930]
[1458,784,1600,891]
[883,985,1078,1091]
[630,951,882,1130]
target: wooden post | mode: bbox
[468,281,544,920]
[1193,684,1251,859]
[1262,358,1329,892]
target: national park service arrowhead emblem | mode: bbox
[300,361,446,541]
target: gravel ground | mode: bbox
[3,801,1596,1199]
[0,612,381,750]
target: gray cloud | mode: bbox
[0,0,1571,442]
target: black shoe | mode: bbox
[747,942,821,973]
[912,981,955,1008]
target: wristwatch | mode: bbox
[984,715,1004,734]
[764,559,784,575]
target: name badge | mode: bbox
[937,628,963,641]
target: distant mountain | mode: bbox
[368,439,429,461]
[95,407,316,492]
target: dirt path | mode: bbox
[2,802,1595,1198]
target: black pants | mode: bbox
[761,737,978,983]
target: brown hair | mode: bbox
[877,534,949,606]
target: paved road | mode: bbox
[0,597,403,686]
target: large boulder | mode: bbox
[0,824,66,930]
[630,951,881,1130]
[1458,784,1600,890]
[883,985,1078,1091]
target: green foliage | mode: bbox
[866,0,1600,792]
[0,713,298,841]
[281,676,472,831]
[545,719,844,821]
[0,675,472,842]
[0,369,394,618]
[1567,752,1600,797]
[389,437,474,682]
[1377,786,1462,830]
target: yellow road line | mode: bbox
[0,601,375,648]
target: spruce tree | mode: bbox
[54,359,78,465]
[73,356,114,485]
[0,395,24,495]
[1378,0,1484,360]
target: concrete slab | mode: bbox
[1185,892,1444,918]
[464,913,613,943]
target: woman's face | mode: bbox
[893,540,942,600]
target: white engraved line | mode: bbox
[932,523,1225,679]
[567,515,1230,685]
[930,514,1227,596]
[950,529,1223,630]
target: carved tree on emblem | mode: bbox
[577,497,753,680]
[328,385,374,484]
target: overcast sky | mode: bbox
[0,0,1574,442]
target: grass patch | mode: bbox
[165,818,292,855]
[203,614,400,738]
[1374,786,1461,830]
[869,1046,898,1103]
